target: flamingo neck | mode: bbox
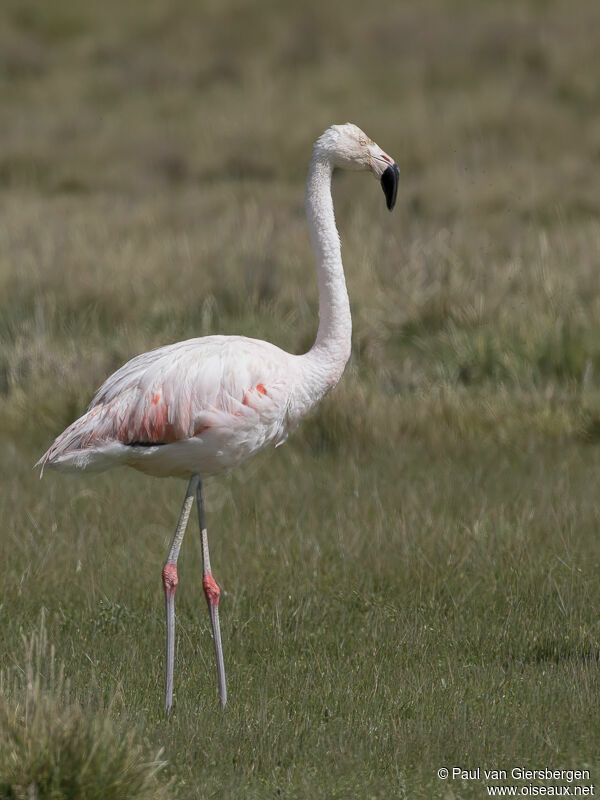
[304,153,352,390]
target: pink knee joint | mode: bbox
[162,562,178,598]
[203,572,220,606]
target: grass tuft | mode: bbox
[0,614,169,800]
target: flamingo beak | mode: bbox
[381,163,399,211]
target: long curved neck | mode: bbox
[303,153,352,388]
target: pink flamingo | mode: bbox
[38,123,398,711]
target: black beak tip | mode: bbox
[381,163,399,211]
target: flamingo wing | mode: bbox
[38,335,293,472]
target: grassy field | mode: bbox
[2,0,600,797]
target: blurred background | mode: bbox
[1,1,600,798]
[1,0,600,441]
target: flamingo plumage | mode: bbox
[38,123,399,711]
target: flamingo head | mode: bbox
[314,122,399,210]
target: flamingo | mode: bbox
[37,123,399,711]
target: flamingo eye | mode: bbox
[359,136,367,146]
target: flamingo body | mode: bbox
[39,336,317,478]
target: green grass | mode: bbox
[2,0,600,797]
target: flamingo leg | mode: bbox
[162,473,200,712]
[196,479,227,708]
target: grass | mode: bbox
[1,0,600,797]
[0,615,168,800]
